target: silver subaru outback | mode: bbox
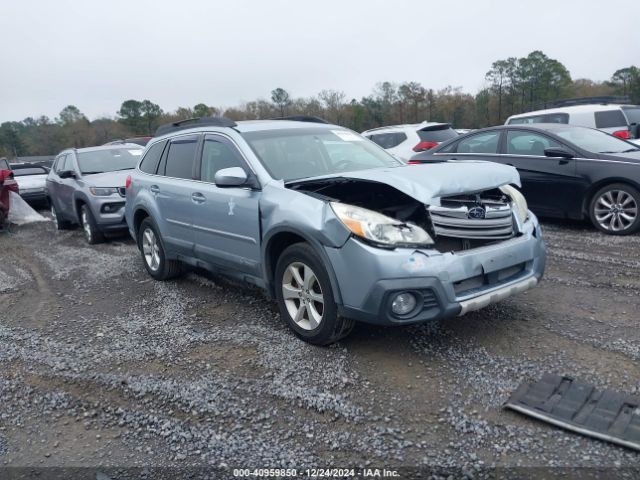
[125,117,546,345]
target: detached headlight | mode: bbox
[500,185,528,224]
[89,187,119,196]
[330,202,433,247]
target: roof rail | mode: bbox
[155,117,237,137]
[529,96,633,111]
[272,115,329,124]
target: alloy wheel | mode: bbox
[281,261,324,331]
[142,227,161,272]
[81,209,92,242]
[594,189,638,232]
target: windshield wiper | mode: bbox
[622,148,639,153]
[112,167,135,171]
[82,171,104,175]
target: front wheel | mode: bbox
[275,243,354,345]
[80,204,105,244]
[137,218,182,280]
[589,184,640,235]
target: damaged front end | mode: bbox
[287,167,546,325]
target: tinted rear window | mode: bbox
[594,110,627,129]
[417,126,458,142]
[508,113,569,125]
[367,132,407,149]
[164,136,198,179]
[139,141,166,174]
[622,107,640,124]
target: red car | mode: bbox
[0,158,19,227]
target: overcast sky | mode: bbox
[1,0,637,123]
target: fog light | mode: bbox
[391,292,417,315]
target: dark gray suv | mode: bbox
[47,144,143,243]
[125,117,546,345]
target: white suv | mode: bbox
[362,122,459,161]
[505,103,640,142]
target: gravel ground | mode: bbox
[0,216,639,478]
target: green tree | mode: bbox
[118,100,144,133]
[58,105,86,125]
[140,100,163,135]
[270,88,291,117]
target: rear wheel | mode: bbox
[138,218,182,280]
[51,202,71,230]
[589,183,640,235]
[275,243,354,345]
[80,204,105,244]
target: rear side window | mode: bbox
[164,136,198,179]
[368,132,407,149]
[456,131,501,154]
[594,110,627,129]
[139,141,166,174]
[417,126,458,142]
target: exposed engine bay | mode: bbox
[288,178,518,252]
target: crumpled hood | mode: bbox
[83,170,131,187]
[289,161,521,205]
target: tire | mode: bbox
[80,204,105,244]
[275,242,354,345]
[51,202,71,230]
[589,183,640,235]
[137,217,182,280]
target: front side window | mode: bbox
[200,136,245,183]
[164,136,198,179]
[456,131,501,154]
[506,131,562,156]
[243,128,401,181]
[594,110,627,129]
[555,126,639,154]
[77,148,143,175]
[55,155,68,172]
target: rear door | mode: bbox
[192,134,261,275]
[500,129,585,217]
[153,134,200,257]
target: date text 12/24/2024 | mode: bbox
[233,468,400,477]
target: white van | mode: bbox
[505,104,640,141]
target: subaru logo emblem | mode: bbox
[468,206,486,219]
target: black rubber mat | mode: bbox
[505,373,640,451]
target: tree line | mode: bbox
[1,51,638,158]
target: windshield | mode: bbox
[242,128,402,181]
[12,167,48,176]
[554,127,639,154]
[77,148,143,174]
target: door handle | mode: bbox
[150,185,160,194]
[191,192,206,204]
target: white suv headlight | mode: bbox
[330,202,433,247]
[500,184,528,224]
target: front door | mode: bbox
[192,134,261,276]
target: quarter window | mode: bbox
[456,131,501,154]
[594,110,627,129]
[368,132,407,149]
[200,137,245,183]
[164,136,198,179]
[506,131,562,156]
[139,141,166,174]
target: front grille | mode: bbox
[429,202,514,240]
[421,289,439,310]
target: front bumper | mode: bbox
[90,196,128,234]
[326,214,546,326]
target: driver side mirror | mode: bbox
[58,170,76,179]
[544,147,573,159]
[214,167,248,187]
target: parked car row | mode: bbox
[40,116,546,344]
[410,124,640,235]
